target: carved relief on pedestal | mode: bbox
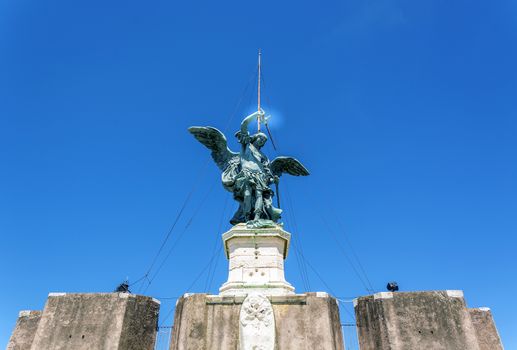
[239,293,275,350]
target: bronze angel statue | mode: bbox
[189,109,309,228]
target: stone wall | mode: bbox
[354,290,503,350]
[7,293,160,350]
[469,307,503,350]
[170,292,344,350]
[7,311,42,350]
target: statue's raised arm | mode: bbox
[240,110,264,135]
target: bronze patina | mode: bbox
[189,110,309,228]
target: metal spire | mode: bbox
[257,49,261,132]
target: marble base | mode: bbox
[219,223,294,296]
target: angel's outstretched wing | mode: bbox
[188,126,238,171]
[270,156,310,177]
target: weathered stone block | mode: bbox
[469,307,503,350]
[170,292,344,350]
[220,224,294,296]
[354,290,503,350]
[7,311,42,350]
[12,292,159,350]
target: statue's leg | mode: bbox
[253,190,264,220]
[230,201,244,225]
[242,183,253,221]
[263,196,280,222]
[268,205,282,222]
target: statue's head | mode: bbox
[251,132,268,148]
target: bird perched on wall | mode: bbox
[387,281,399,292]
[114,280,130,293]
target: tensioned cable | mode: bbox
[135,179,213,294]
[286,221,358,320]
[133,182,197,286]
[284,191,311,291]
[132,158,210,292]
[320,215,373,293]
[130,66,257,291]
[261,66,374,295]
[128,274,147,287]
[284,183,311,291]
[204,195,229,292]
[143,68,256,290]
[289,238,355,321]
[293,176,376,295]
[339,302,361,350]
[261,68,360,325]
[255,80,312,292]
[155,329,171,350]
[273,144,309,291]
[206,240,223,293]
[140,67,257,292]
[334,214,375,293]
[270,163,311,290]
[222,67,257,134]
[286,193,366,319]
[282,203,311,292]
[158,242,223,327]
[142,180,218,293]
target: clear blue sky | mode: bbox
[1,0,516,348]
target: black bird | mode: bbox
[115,280,131,293]
[387,281,399,292]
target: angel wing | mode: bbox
[188,126,238,171]
[270,156,310,177]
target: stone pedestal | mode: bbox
[219,223,294,296]
[169,223,345,350]
[8,293,160,350]
[354,290,504,350]
[169,293,344,350]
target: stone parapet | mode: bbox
[8,293,160,350]
[169,292,344,350]
[7,311,42,350]
[354,290,503,350]
[469,307,504,350]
